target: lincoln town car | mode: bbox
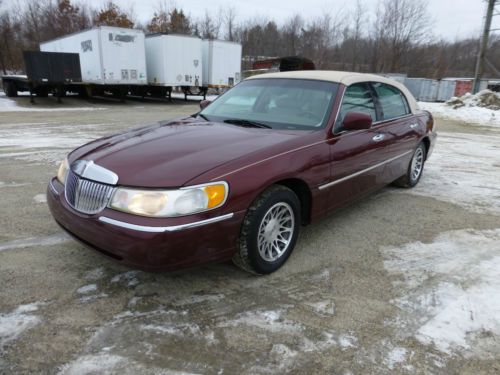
[47,71,436,274]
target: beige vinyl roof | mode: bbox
[246,70,420,113]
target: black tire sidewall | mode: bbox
[245,189,300,274]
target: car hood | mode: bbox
[69,119,302,188]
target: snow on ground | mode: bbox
[383,229,500,356]
[57,352,202,375]
[76,284,98,295]
[0,303,42,347]
[419,102,499,127]
[0,123,112,164]
[0,233,69,252]
[0,92,106,112]
[33,194,47,204]
[407,131,500,214]
[170,92,219,102]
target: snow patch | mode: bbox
[76,284,98,295]
[304,300,335,316]
[383,229,500,355]
[57,353,127,375]
[0,233,70,252]
[141,323,201,337]
[0,303,42,347]
[385,347,408,370]
[219,309,303,334]
[407,131,500,214]
[419,101,500,127]
[110,271,140,287]
[0,181,32,189]
[57,352,202,375]
[0,96,106,112]
[172,293,225,306]
[84,267,105,281]
[33,194,47,203]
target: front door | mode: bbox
[323,82,389,212]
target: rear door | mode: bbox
[324,82,388,211]
[370,82,420,183]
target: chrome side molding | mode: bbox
[318,150,412,191]
[98,213,234,233]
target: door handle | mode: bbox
[372,134,385,142]
[409,123,419,129]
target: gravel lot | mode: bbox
[1,95,499,374]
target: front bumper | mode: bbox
[47,178,245,271]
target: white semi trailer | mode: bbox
[144,34,204,99]
[40,26,147,98]
[202,40,242,89]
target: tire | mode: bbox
[4,81,18,97]
[233,185,301,275]
[36,88,49,97]
[394,142,426,188]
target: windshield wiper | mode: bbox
[196,113,210,121]
[223,119,272,129]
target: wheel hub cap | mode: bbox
[257,202,295,262]
[411,147,424,182]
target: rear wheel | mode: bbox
[394,142,426,188]
[233,185,300,274]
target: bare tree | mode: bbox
[198,10,221,39]
[282,14,303,55]
[349,0,366,70]
[378,0,431,72]
[222,6,236,41]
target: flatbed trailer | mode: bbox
[2,51,82,103]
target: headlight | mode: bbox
[57,158,69,185]
[109,182,228,217]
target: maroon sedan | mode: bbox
[47,71,436,274]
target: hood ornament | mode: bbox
[71,160,119,185]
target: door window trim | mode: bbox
[332,81,415,136]
[332,81,378,136]
[370,82,412,122]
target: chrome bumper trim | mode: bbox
[49,179,59,195]
[98,213,235,233]
[318,150,413,191]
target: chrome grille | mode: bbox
[65,170,114,214]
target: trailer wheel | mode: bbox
[35,87,49,97]
[4,81,18,97]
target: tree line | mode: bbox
[0,0,498,79]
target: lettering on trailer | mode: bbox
[109,33,136,43]
[81,40,92,52]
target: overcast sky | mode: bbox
[1,0,496,40]
[113,0,493,40]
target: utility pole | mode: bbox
[473,0,498,93]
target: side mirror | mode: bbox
[200,100,211,109]
[342,112,372,131]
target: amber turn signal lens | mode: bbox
[204,184,226,208]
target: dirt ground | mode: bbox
[0,95,499,375]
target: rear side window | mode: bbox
[335,83,377,132]
[372,83,410,120]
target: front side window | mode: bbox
[200,79,338,130]
[335,83,377,133]
[372,82,410,120]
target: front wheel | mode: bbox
[394,142,426,188]
[233,185,300,274]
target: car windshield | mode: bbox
[200,78,339,130]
